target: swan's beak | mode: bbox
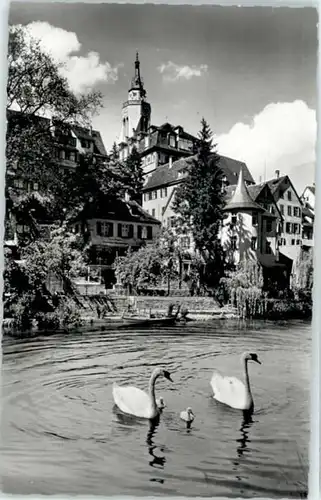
[164,371,173,382]
[255,358,262,365]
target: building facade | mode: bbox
[221,169,291,288]
[300,184,315,250]
[265,171,304,263]
[71,199,161,287]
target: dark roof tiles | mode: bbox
[142,153,254,191]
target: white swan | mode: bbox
[112,367,173,419]
[180,407,195,424]
[211,352,261,412]
[156,396,166,410]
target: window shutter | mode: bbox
[96,221,102,236]
[137,225,142,239]
[147,226,153,239]
[109,223,114,237]
[118,223,122,237]
[128,224,134,238]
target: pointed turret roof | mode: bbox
[130,51,146,97]
[223,168,264,213]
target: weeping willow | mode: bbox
[221,260,267,319]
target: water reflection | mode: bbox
[146,417,166,469]
[236,416,254,458]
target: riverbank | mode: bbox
[2,291,312,338]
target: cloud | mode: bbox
[217,100,316,192]
[21,21,120,93]
[158,61,208,82]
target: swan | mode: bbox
[180,407,195,423]
[211,352,261,413]
[112,367,173,419]
[156,396,166,410]
[180,407,195,429]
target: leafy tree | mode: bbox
[114,228,180,295]
[219,259,265,318]
[292,250,313,292]
[172,118,225,286]
[4,224,87,330]
[114,146,144,202]
[6,24,103,224]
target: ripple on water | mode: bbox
[1,319,310,497]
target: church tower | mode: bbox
[119,52,151,143]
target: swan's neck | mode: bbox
[243,359,252,396]
[148,372,159,409]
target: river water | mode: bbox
[1,319,310,497]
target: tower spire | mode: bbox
[130,51,145,97]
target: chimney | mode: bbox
[169,156,173,169]
[275,169,280,179]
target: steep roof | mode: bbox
[266,175,303,206]
[74,199,161,225]
[142,153,254,191]
[72,126,107,156]
[304,185,315,195]
[223,168,265,213]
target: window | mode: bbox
[160,187,168,198]
[70,152,76,162]
[152,190,157,200]
[231,236,237,250]
[286,222,292,233]
[33,182,39,191]
[279,191,284,199]
[293,207,301,217]
[117,223,133,238]
[291,239,295,245]
[181,237,190,249]
[287,206,292,216]
[143,193,147,202]
[138,226,152,239]
[96,222,113,237]
[296,240,302,245]
[60,150,65,160]
[148,192,152,201]
[252,214,258,226]
[251,237,257,250]
[152,208,156,217]
[169,135,176,148]
[13,179,24,189]
[280,204,284,215]
[168,217,176,228]
[231,215,237,225]
[265,241,272,254]
[266,220,272,233]
[287,191,292,201]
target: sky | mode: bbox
[8,3,318,195]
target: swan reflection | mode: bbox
[236,416,254,458]
[146,417,166,469]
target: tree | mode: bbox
[114,146,144,202]
[4,224,87,330]
[292,250,313,292]
[172,118,225,287]
[219,259,265,318]
[6,24,103,221]
[114,228,181,295]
